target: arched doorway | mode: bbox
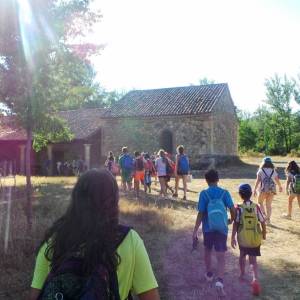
[159,130,173,154]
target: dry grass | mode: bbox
[0,156,300,299]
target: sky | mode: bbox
[90,0,300,111]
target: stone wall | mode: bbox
[211,88,238,156]
[101,115,212,167]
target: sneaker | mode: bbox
[251,280,261,296]
[182,196,187,201]
[205,272,214,283]
[282,213,292,220]
[215,279,226,297]
[172,193,178,197]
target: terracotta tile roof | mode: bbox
[0,116,26,141]
[58,108,106,140]
[105,84,228,117]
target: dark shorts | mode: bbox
[203,232,227,252]
[121,169,132,183]
[177,172,188,176]
[239,246,261,256]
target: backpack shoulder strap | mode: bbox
[270,169,274,177]
[262,168,268,177]
[116,225,131,248]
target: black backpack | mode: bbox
[38,225,131,300]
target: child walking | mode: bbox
[133,151,145,198]
[144,153,156,193]
[253,157,283,224]
[283,160,300,219]
[231,184,266,296]
[193,169,235,297]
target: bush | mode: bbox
[288,149,300,158]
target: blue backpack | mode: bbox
[123,155,133,170]
[38,226,131,300]
[178,155,189,173]
[205,191,228,233]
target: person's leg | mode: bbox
[182,175,187,199]
[215,252,225,279]
[204,247,213,274]
[159,177,166,196]
[288,194,295,217]
[265,194,274,222]
[174,175,179,196]
[134,178,140,198]
[297,195,300,209]
[249,256,258,281]
[258,193,266,216]
[239,251,247,280]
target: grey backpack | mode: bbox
[261,169,276,193]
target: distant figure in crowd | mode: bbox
[253,157,283,224]
[30,169,160,300]
[105,151,119,177]
[133,151,145,198]
[144,153,156,193]
[193,169,235,297]
[231,184,266,296]
[283,160,300,219]
[173,145,189,200]
[119,147,133,191]
[165,152,175,195]
[155,150,168,197]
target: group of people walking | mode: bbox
[105,145,191,200]
[29,154,300,299]
[192,156,300,297]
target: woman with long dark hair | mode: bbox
[30,169,159,300]
[283,160,300,219]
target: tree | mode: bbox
[198,77,216,85]
[265,74,299,153]
[0,0,101,226]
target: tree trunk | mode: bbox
[26,127,33,230]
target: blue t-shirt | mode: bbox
[197,185,234,235]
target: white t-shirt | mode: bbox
[257,168,278,181]
[155,157,167,176]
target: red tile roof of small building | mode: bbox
[58,108,106,140]
[105,83,228,117]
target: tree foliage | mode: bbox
[238,74,300,155]
[0,0,101,224]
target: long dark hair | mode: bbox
[286,160,300,175]
[39,169,120,275]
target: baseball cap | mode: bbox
[238,183,252,196]
[263,156,272,163]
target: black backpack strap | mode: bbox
[262,168,268,177]
[110,225,132,300]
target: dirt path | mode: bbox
[162,228,254,300]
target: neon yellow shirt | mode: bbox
[31,229,158,299]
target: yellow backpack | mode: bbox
[237,203,262,248]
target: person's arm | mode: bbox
[192,212,202,240]
[261,222,267,240]
[174,155,178,176]
[253,174,261,197]
[285,175,291,194]
[231,221,238,249]
[275,176,283,192]
[138,288,160,300]
[229,206,235,224]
